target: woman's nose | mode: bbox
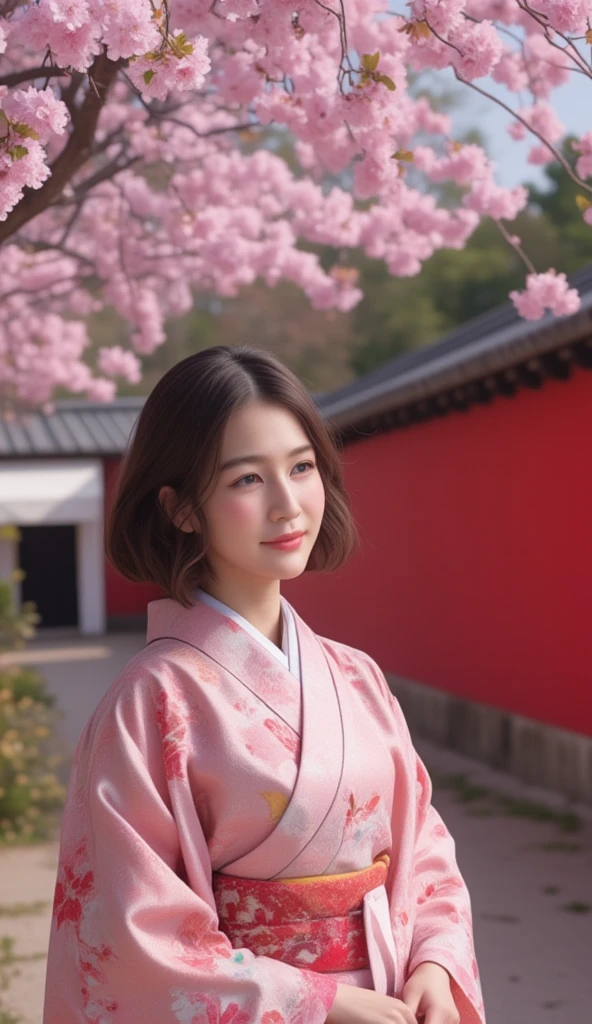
[269,480,301,521]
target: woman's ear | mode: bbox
[158,485,197,534]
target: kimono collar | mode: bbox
[193,588,301,681]
[146,592,345,878]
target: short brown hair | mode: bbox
[106,346,358,607]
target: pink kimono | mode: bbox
[43,594,485,1023]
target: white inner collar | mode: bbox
[195,589,300,681]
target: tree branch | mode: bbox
[453,70,592,197]
[0,50,124,244]
[71,154,141,201]
[0,66,67,88]
[60,71,86,117]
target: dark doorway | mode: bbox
[19,524,78,628]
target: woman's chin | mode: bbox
[253,552,310,581]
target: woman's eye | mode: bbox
[231,462,315,487]
[233,473,259,487]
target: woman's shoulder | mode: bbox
[317,634,391,697]
[78,639,214,748]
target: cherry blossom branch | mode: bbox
[311,0,353,89]
[0,66,67,88]
[22,239,96,269]
[493,218,537,274]
[517,0,592,77]
[452,71,592,197]
[0,277,78,302]
[70,155,141,201]
[155,115,260,140]
[60,72,86,117]
[0,50,123,243]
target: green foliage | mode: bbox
[10,124,39,141]
[0,570,66,847]
[359,52,396,91]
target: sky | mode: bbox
[441,67,589,191]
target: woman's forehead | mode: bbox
[221,402,309,454]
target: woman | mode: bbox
[43,346,485,1024]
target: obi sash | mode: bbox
[213,854,398,993]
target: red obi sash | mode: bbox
[212,854,390,974]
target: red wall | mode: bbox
[103,457,162,617]
[284,367,592,737]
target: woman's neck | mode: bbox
[200,579,283,647]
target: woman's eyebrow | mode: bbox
[219,443,314,472]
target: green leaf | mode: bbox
[11,122,40,141]
[575,194,592,212]
[378,74,396,91]
[361,51,380,72]
[143,69,156,85]
[392,149,414,162]
[8,145,29,161]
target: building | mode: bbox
[0,400,157,634]
[1,264,591,799]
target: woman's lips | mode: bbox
[262,531,305,550]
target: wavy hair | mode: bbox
[106,345,358,607]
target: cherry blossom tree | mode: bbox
[0,0,590,409]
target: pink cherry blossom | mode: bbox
[2,88,69,144]
[97,347,142,384]
[450,21,503,81]
[510,271,581,320]
[0,0,589,408]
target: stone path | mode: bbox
[0,633,590,1023]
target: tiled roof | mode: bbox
[0,398,144,458]
[316,264,592,426]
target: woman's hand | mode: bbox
[402,961,460,1024]
[325,983,418,1024]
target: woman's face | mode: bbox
[201,400,326,587]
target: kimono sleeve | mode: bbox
[43,677,338,1024]
[386,691,485,1024]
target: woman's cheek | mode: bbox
[308,474,326,522]
[224,492,260,527]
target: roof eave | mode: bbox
[318,294,592,429]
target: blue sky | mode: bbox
[445,68,589,191]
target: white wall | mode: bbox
[0,459,105,635]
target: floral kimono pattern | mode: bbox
[43,595,485,1023]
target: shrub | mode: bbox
[0,529,66,846]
